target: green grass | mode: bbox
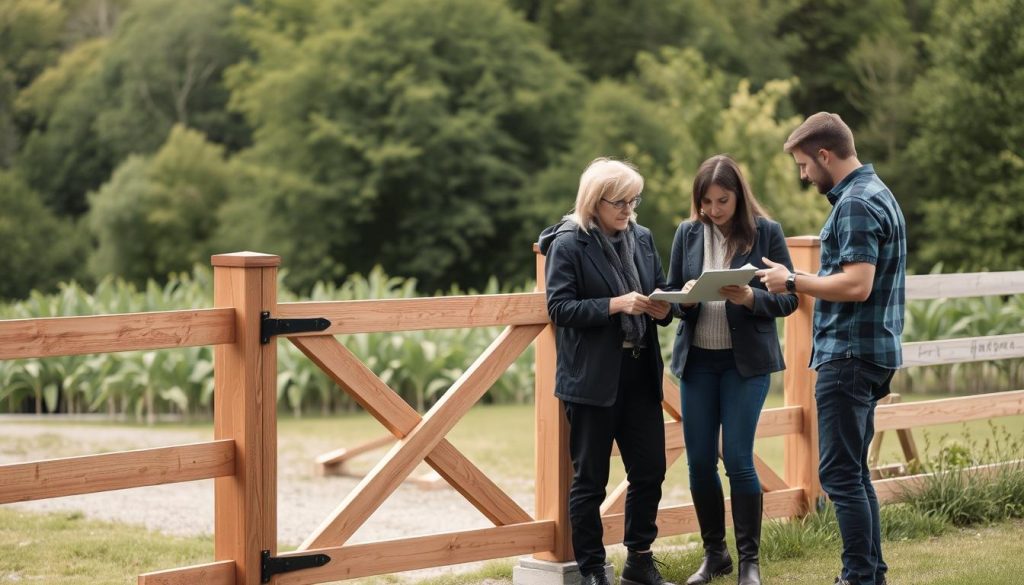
[4,507,1020,585]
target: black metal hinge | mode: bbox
[260,312,331,344]
[261,550,331,583]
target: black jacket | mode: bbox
[538,221,672,407]
[667,217,798,378]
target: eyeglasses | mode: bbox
[601,197,642,211]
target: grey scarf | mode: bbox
[592,224,647,346]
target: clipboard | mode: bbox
[649,263,758,303]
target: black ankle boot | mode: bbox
[732,492,763,585]
[621,550,675,585]
[581,571,611,585]
[686,488,733,585]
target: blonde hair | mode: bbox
[565,157,644,232]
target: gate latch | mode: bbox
[260,312,331,344]
[261,550,331,583]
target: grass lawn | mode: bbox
[4,506,1020,585]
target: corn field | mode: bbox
[1,266,1021,421]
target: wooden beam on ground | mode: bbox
[274,521,555,585]
[873,460,1024,504]
[0,440,234,504]
[276,293,548,335]
[906,271,1024,300]
[316,435,395,476]
[292,335,532,528]
[874,390,1024,431]
[601,488,806,543]
[137,561,235,585]
[298,324,543,550]
[0,309,235,360]
[902,334,1024,368]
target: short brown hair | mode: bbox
[783,112,857,159]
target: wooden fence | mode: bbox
[0,240,1022,585]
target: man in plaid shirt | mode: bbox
[758,112,906,585]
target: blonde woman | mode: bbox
[538,158,675,585]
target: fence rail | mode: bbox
[0,242,1022,584]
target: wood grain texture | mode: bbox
[783,238,821,511]
[875,390,1024,431]
[213,261,278,585]
[0,440,234,504]
[902,334,1024,368]
[292,335,532,527]
[277,293,548,335]
[906,271,1024,300]
[299,325,543,550]
[0,309,234,360]
[137,560,235,585]
[275,521,555,585]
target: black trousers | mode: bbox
[562,348,667,575]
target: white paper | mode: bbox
[649,263,759,303]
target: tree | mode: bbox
[904,0,1024,271]
[225,0,583,291]
[528,48,829,260]
[509,0,798,85]
[0,171,85,299]
[87,126,233,283]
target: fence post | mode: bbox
[212,252,280,584]
[783,236,822,514]
[532,244,573,562]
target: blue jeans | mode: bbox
[681,347,770,495]
[816,358,894,585]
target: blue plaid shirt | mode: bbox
[811,164,907,370]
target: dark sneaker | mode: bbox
[621,550,676,585]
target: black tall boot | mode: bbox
[731,493,763,585]
[686,488,733,585]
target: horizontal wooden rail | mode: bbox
[906,271,1024,300]
[874,460,1024,504]
[0,309,235,360]
[276,293,548,335]
[138,560,235,585]
[0,440,235,504]
[272,521,555,585]
[902,333,1024,368]
[602,488,806,543]
[875,390,1024,432]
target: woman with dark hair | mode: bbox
[668,155,798,585]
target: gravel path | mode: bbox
[2,420,537,579]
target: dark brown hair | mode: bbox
[783,112,857,159]
[691,154,769,261]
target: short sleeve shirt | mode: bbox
[811,164,907,370]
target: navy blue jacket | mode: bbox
[538,221,672,407]
[667,217,798,378]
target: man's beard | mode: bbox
[812,159,834,194]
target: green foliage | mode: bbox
[0,171,86,300]
[87,125,233,283]
[529,47,829,257]
[904,0,1024,272]
[225,0,583,291]
[510,0,799,84]
[902,423,1024,525]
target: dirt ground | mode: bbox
[1,419,538,580]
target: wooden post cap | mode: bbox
[784,236,822,247]
[210,252,281,267]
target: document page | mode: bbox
[649,263,759,304]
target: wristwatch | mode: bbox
[785,272,797,293]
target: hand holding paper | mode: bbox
[650,263,759,304]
